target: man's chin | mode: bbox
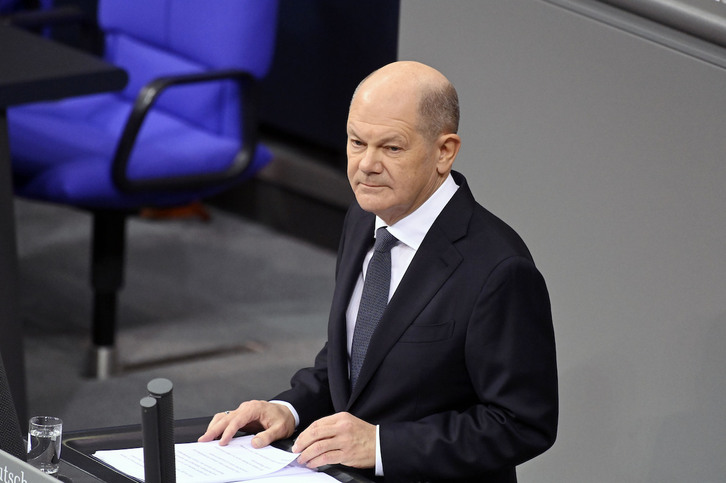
[354,192,382,213]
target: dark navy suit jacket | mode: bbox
[275,171,558,482]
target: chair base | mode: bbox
[87,346,117,380]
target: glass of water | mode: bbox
[27,416,63,475]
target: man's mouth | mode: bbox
[359,180,385,189]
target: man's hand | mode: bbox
[198,400,295,448]
[292,412,376,469]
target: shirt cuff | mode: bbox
[269,400,299,428]
[375,425,384,476]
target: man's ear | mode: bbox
[436,133,462,175]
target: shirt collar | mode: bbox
[374,174,459,251]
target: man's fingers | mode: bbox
[251,426,280,449]
[197,401,296,447]
[197,412,231,442]
[292,412,376,469]
[291,415,335,453]
[197,431,215,443]
[252,409,297,449]
[218,419,241,446]
[197,407,249,444]
[296,438,333,465]
[300,446,342,468]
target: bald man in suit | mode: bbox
[200,61,558,482]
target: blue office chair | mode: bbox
[8,0,278,377]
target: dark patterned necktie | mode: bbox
[350,227,398,389]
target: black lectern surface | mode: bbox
[61,418,375,483]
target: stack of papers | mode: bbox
[94,435,339,482]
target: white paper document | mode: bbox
[93,435,337,482]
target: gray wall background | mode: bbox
[398,1,726,482]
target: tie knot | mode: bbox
[374,227,398,253]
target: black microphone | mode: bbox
[146,378,176,483]
[140,396,161,483]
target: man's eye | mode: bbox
[351,139,364,147]
[387,146,402,152]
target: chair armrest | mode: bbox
[111,69,261,193]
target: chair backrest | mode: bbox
[98,0,278,137]
[0,355,26,461]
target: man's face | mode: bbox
[346,88,442,226]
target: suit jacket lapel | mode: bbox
[347,177,474,407]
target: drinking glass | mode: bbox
[27,416,63,475]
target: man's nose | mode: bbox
[358,147,381,173]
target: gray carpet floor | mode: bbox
[16,198,336,433]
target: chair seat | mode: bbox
[9,93,271,209]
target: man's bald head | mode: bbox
[351,61,460,142]
[346,61,462,225]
